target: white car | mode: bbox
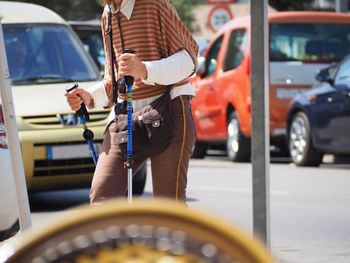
[0,1,146,194]
[0,103,19,241]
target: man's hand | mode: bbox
[65,87,93,112]
[118,53,148,80]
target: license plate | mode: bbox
[46,144,101,160]
[276,88,305,99]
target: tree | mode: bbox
[7,0,196,30]
[7,0,102,20]
[171,0,197,31]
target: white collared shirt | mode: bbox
[112,0,135,20]
[87,1,195,113]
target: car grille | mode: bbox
[33,141,102,177]
[22,111,109,126]
[34,158,95,177]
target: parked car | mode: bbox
[0,1,146,194]
[191,11,350,161]
[286,55,350,167]
[68,19,147,195]
[0,103,19,241]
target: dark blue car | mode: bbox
[287,55,350,166]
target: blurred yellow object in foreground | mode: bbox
[0,198,277,263]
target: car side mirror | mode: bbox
[196,57,206,78]
[316,67,334,85]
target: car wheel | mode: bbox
[226,112,250,162]
[288,112,323,167]
[0,220,19,242]
[191,139,208,159]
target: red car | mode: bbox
[191,11,350,161]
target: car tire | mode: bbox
[226,112,251,162]
[191,139,208,159]
[0,219,19,242]
[288,112,323,167]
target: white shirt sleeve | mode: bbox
[86,49,195,109]
[142,49,195,85]
[86,80,110,109]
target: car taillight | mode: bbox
[247,97,251,114]
[246,55,251,76]
[0,104,8,149]
[309,94,317,101]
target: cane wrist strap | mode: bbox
[107,4,126,104]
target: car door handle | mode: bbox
[208,86,214,92]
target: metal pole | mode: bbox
[122,49,135,204]
[127,81,133,204]
[0,20,32,230]
[250,0,270,246]
[336,0,347,13]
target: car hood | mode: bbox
[12,81,99,116]
[292,82,334,105]
[304,82,334,97]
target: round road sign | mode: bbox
[208,5,233,32]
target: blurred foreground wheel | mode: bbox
[288,112,323,167]
[0,199,276,263]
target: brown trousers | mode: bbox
[90,95,195,203]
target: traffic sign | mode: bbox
[208,5,233,32]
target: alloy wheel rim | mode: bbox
[227,118,239,158]
[289,115,307,163]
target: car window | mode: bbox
[223,29,247,72]
[270,23,350,63]
[204,35,224,77]
[4,24,99,85]
[195,37,209,56]
[73,27,105,70]
[334,58,350,84]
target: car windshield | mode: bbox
[3,24,99,85]
[270,23,350,63]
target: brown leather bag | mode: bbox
[113,92,174,160]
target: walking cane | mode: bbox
[122,49,135,203]
[65,83,99,165]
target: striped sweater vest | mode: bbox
[101,0,198,104]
